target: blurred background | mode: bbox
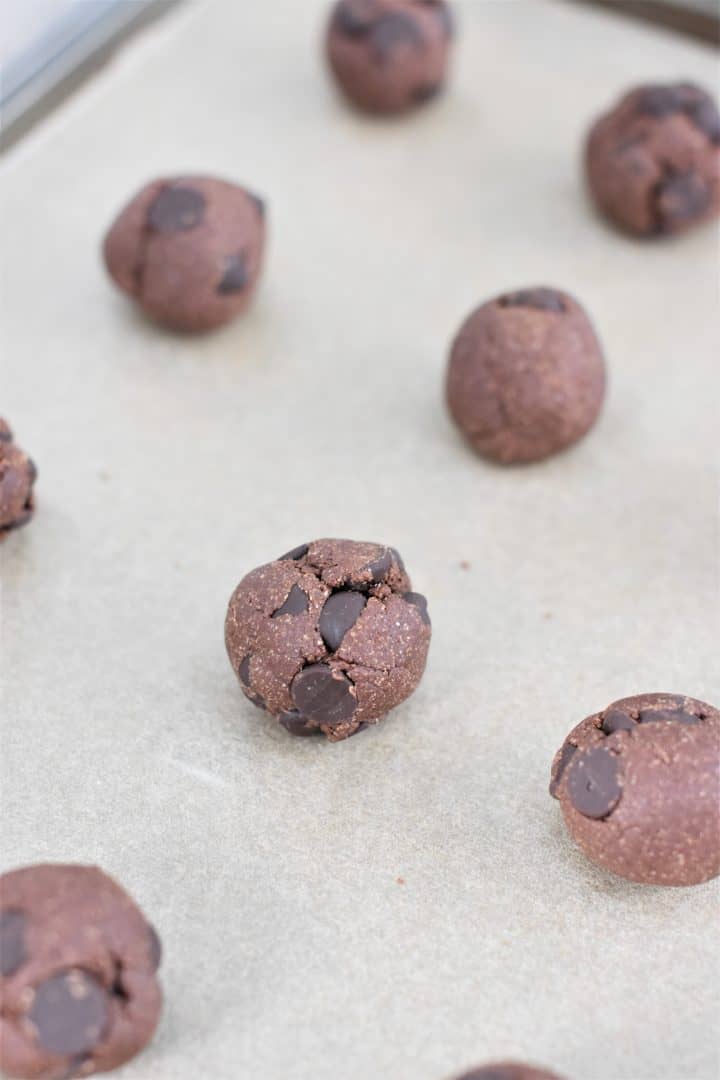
[1,0,718,152]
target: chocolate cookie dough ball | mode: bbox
[550,693,720,886]
[451,1065,565,1080]
[446,288,605,464]
[0,864,162,1079]
[0,420,37,537]
[326,0,454,115]
[225,539,431,741]
[586,82,720,236]
[103,175,266,331]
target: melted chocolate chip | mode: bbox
[566,747,622,819]
[0,909,27,976]
[601,708,636,735]
[403,592,431,626]
[238,655,252,686]
[278,543,309,561]
[656,172,710,228]
[499,288,565,313]
[217,253,249,295]
[365,548,392,582]
[29,970,109,1056]
[147,924,163,970]
[291,664,357,727]
[638,707,700,725]
[549,741,577,798]
[371,13,426,63]
[147,186,206,233]
[272,584,309,618]
[278,710,322,737]
[320,591,367,651]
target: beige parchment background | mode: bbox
[1,2,719,1078]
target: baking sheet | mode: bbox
[1,2,719,1078]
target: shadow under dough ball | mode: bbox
[0,864,162,1080]
[0,419,37,537]
[585,82,720,236]
[446,287,605,464]
[325,0,454,115]
[225,538,431,741]
[550,693,720,886]
[451,1065,566,1080]
[103,175,266,331]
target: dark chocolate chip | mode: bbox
[638,707,700,725]
[278,543,309,562]
[636,85,684,117]
[238,654,252,686]
[0,909,27,976]
[319,591,367,651]
[566,747,622,819]
[365,548,392,582]
[657,172,710,227]
[217,253,249,295]
[272,584,309,618]
[147,924,162,970]
[334,0,374,36]
[688,98,720,143]
[291,664,357,727]
[278,710,322,737]
[412,82,444,104]
[147,186,206,233]
[601,708,636,735]
[371,13,426,62]
[390,547,406,573]
[403,592,431,626]
[28,970,109,1056]
[549,740,577,798]
[499,288,565,313]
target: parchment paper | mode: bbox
[1,2,719,1078]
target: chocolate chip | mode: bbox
[371,13,426,62]
[147,924,162,970]
[272,584,309,617]
[403,592,431,626]
[0,909,27,976]
[412,82,443,104]
[238,654,252,686]
[566,747,622,819]
[334,0,374,36]
[656,172,710,227]
[390,547,406,573]
[217,253,249,294]
[638,707,700,725]
[636,85,684,117]
[278,710,322,737]
[688,98,720,142]
[601,708,636,735]
[291,664,357,727]
[499,288,565,313]
[278,543,309,561]
[365,548,392,582]
[320,591,367,651]
[147,186,206,232]
[28,970,109,1056]
[549,740,577,797]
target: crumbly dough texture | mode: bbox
[0,419,37,537]
[453,1064,565,1080]
[103,175,265,331]
[225,538,431,741]
[326,0,454,115]
[445,287,606,464]
[0,865,162,1079]
[585,82,720,236]
[550,693,720,886]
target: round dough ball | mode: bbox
[585,82,720,236]
[103,175,266,331]
[326,0,454,115]
[452,1065,565,1080]
[550,693,720,886]
[225,539,431,741]
[0,864,162,1079]
[446,287,605,464]
[0,420,37,536]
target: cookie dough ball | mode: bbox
[225,539,431,741]
[0,420,37,536]
[103,175,266,331]
[586,82,720,236]
[446,287,605,464]
[326,0,454,115]
[0,864,162,1079]
[451,1065,565,1080]
[550,693,720,886]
